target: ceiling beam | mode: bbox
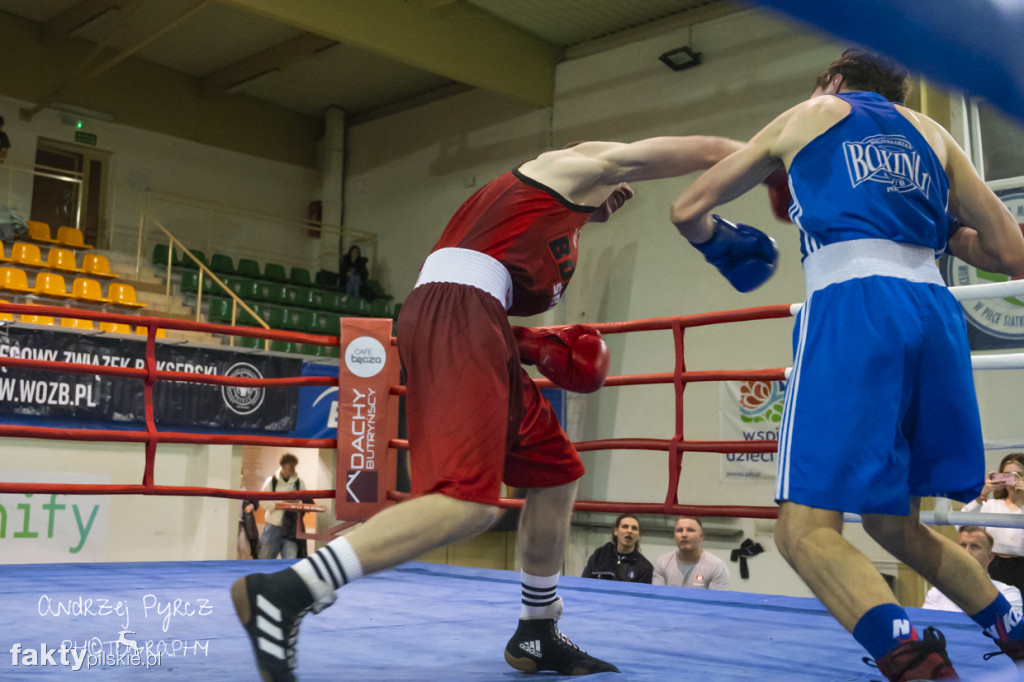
[217,0,561,108]
[43,0,127,45]
[200,32,338,98]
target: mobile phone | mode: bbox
[991,472,1018,485]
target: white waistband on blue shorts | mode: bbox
[414,247,513,310]
[803,239,945,296]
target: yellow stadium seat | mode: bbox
[20,311,55,326]
[107,282,145,308]
[0,240,8,262]
[32,272,72,299]
[135,325,167,338]
[0,297,13,322]
[81,253,118,279]
[61,317,94,330]
[26,220,59,244]
[70,277,109,304]
[99,321,132,334]
[56,226,93,250]
[0,267,33,294]
[11,242,45,268]
[45,247,83,274]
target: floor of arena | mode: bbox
[2,560,1020,680]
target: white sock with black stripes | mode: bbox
[520,571,560,620]
[290,536,364,610]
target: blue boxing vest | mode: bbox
[787,91,951,259]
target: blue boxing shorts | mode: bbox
[775,241,985,515]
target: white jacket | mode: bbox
[260,468,302,527]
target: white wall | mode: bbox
[0,439,236,563]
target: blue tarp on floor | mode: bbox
[0,560,1019,680]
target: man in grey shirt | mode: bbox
[652,516,730,589]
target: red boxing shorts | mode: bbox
[397,280,584,506]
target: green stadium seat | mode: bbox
[208,298,233,324]
[235,278,261,302]
[287,309,319,333]
[342,295,368,315]
[290,268,312,287]
[289,286,317,308]
[264,262,288,282]
[315,270,339,289]
[259,282,290,305]
[177,249,207,270]
[152,243,174,267]
[392,302,402,319]
[210,253,234,275]
[364,279,392,301]
[270,340,299,354]
[316,313,341,336]
[236,335,263,349]
[180,270,199,294]
[244,303,267,327]
[236,258,261,279]
[319,291,344,312]
[369,298,391,317]
[262,305,290,329]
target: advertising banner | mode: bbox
[719,380,785,482]
[334,319,400,521]
[0,326,301,431]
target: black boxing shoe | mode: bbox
[232,570,319,682]
[504,598,619,676]
[867,627,958,681]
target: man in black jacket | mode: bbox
[582,514,653,583]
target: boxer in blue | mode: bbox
[670,50,1024,681]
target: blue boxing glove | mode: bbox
[691,215,778,292]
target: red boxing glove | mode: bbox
[764,168,793,223]
[513,325,610,394]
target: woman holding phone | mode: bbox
[962,452,1024,593]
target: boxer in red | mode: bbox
[233,134,742,681]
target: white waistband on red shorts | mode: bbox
[414,247,513,310]
[803,239,944,296]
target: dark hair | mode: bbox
[993,453,1024,499]
[0,115,5,126]
[675,516,704,531]
[279,453,298,467]
[815,49,911,104]
[958,525,994,551]
[611,514,641,550]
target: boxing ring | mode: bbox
[1,273,1023,680]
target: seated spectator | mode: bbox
[962,452,1024,594]
[653,516,730,590]
[581,514,653,583]
[340,245,369,298]
[923,525,1023,612]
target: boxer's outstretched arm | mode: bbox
[519,136,742,205]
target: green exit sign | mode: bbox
[74,131,97,146]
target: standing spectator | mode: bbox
[582,514,653,583]
[340,245,369,298]
[0,115,10,164]
[962,453,1024,594]
[652,516,730,589]
[258,453,304,560]
[923,526,1022,612]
